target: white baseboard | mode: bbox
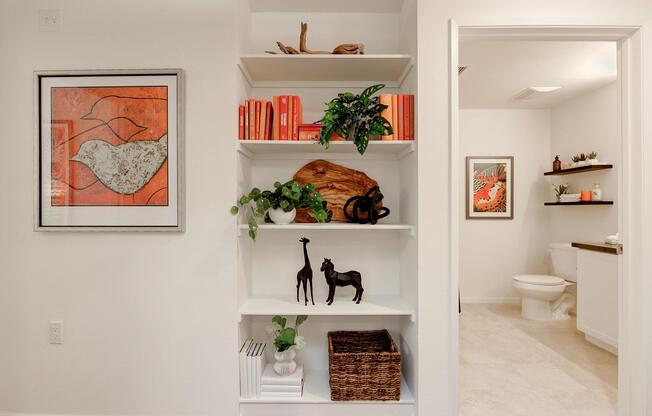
[461,297,520,304]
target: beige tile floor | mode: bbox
[459,303,618,416]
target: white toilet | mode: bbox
[512,243,578,321]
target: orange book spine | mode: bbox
[238,105,245,140]
[254,100,260,140]
[397,94,404,140]
[272,96,280,140]
[260,99,267,140]
[292,96,300,140]
[244,101,250,140]
[264,101,272,140]
[248,100,255,140]
[279,96,288,140]
[391,95,398,140]
[409,95,415,140]
[403,95,409,141]
[287,96,294,140]
[379,94,392,141]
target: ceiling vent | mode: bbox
[512,86,562,101]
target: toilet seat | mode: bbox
[512,274,565,286]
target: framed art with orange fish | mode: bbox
[35,69,184,231]
[465,156,513,219]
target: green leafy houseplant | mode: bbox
[231,180,332,240]
[319,84,393,155]
[553,183,569,202]
[266,315,308,352]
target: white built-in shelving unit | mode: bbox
[236,0,418,414]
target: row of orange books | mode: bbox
[379,94,415,140]
[238,96,303,140]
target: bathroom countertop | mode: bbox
[571,241,623,255]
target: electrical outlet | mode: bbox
[38,10,62,32]
[48,320,63,344]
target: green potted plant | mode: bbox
[231,180,332,240]
[319,84,393,155]
[587,151,598,164]
[266,315,308,376]
[553,183,569,202]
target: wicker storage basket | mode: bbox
[327,329,401,401]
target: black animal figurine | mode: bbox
[296,237,315,306]
[343,186,390,224]
[320,258,363,305]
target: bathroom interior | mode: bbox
[458,39,621,415]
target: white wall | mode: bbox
[0,1,238,415]
[459,110,551,302]
[549,82,619,242]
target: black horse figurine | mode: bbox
[296,237,314,305]
[320,258,363,305]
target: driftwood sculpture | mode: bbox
[321,258,363,305]
[266,22,365,55]
[293,160,380,222]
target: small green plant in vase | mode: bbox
[319,84,393,155]
[587,151,598,163]
[553,183,569,202]
[266,315,308,376]
[231,181,332,240]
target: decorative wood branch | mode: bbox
[266,22,365,55]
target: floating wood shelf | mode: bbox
[543,164,613,176]
[544,201,614,206]
[238,54,413,87]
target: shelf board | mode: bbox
[238,140,415,160]
[239,296,414,322]
[239,223,415,235]
[543,164,613,176]
[239,54,413,88]
[544,201,614,206]
[248,0,404,13]
[240,369,414,404]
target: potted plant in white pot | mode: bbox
[266,315,308,376]
[587,151,599,164]
[231,180,332,240]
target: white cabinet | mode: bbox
[576,249,619,354]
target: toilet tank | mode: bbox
[549,243,578,282]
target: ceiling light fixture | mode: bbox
[512,86,562,101]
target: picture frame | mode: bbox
[465,156,514,220]
[34,69,184,231]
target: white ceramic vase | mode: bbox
[273,347,297,376]
[268,207,296,225]
[588,158,599,165]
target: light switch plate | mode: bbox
[48,320,63,344]
[38,10,62,32]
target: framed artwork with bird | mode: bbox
[34,69,184,231]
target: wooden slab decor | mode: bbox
[293,160,379,222]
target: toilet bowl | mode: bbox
[512,243,578,321]
[512,275,575,321]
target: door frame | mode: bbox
[449,23,646,415]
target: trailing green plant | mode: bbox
[266,315,308,352]
[318,84,393,155]
[231,180,332,240]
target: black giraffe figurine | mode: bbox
[296,237,315,306]
[320,258,363,305]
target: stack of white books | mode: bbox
[260,363,304,398]
[239,339,267,398]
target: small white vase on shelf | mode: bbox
[588,158,599,165]
[268,207,296,225]
[273,347,297,376]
